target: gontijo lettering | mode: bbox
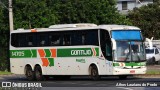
[71,50,91,55]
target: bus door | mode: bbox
[100,30,113,74]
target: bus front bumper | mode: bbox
[113,67,147,75]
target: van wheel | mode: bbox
[151,57,155,65]
[90,65,100,80]
[35,66,44,81]
[25,66,35,81]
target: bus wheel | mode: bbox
[90,65,100,80]
[25,66,35,81]
[119,75,127,80]
[35,66,44,81]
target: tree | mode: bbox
[53,0,132,25]
[13,0,58,29]
[128,2,160,39]
[0,1,9,71]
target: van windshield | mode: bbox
[145,49,154,54]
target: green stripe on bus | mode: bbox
[95,48,99,56]
[48,58,54,66]
[113,63,119,66]
[44,49,51,57]
[113,62,146,66]
[10,50,37,58]
[10,48,99,58]
[31,50,37,57]
[57,48,99,57]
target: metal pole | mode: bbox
[9,0,13,31]
[8,0,13,72]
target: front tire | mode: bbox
[151,57,156,65]
[90,65,100,80]
[25,66,35,81]
[35,66,44,81]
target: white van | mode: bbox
[145,47,160,64]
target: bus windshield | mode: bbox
[115,41,145,62]
[111,30,145,62]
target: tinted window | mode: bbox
[11,30,99,47]
[112,30,142,40]
[26,33,37,47]
[49,33,61,46]
[62,34,71,46]
[11,34,18,47]
[145,49,154,54]
[100,30,112,61]
[37,33,49,46]
[155,49,159,54]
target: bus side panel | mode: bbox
[10,58,25,74]
[42,47,109,75]
[44,57,91,75]
[43,57,107,75]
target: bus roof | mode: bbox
[99,25,140,31]
[11,24,140,33]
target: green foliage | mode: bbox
[0,0,9,71]
[53,0,131,25]
[13,0,58,29]
[128,2,160,39]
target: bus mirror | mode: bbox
[111,38,116,50]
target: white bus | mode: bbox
[10,23,146,81]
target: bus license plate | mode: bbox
[130,70,135,74]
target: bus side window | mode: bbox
[72,31,83,45]
[82,34,85,45]
[37,33,49,46]
[63,34,71,46]
[85,30,98,45]
[49,34,61,46]
[26,34,36,47]
[11,33,18,47]
[18,33,26,47]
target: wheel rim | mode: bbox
[92,69,97,77]
[27,71,32,77]
[26,67,33,80]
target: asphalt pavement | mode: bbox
[0,75,160,90]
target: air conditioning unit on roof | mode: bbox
[49,23,97,29]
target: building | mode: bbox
[116,0,153,14]
[145,40,160,48]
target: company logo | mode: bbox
[71,50,91,56]
[2,82,11,87]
